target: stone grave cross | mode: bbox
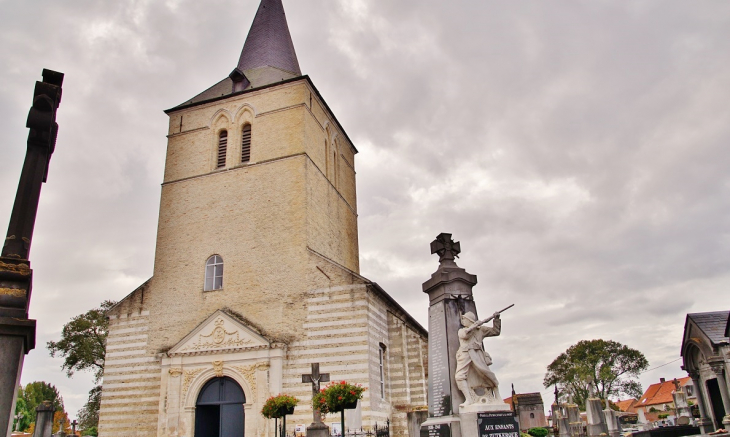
[302,363,330,424]
[672,378,681,392]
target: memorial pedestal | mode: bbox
[462,410,519,437]
[306,422,329,437]
[421,416,462,437]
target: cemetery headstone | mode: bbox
[671,378,692,425]
[32,401,54,437]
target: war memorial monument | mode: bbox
[420,233,517,437]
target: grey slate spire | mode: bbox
[237,0,301,77]
[174,0,302,108]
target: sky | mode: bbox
[1,0,730,420]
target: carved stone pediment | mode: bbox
[168,310,269,356]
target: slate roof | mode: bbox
[172,0,301,109]
[237,0,301,76]
[636,377,690,408]
[688,311,730,346]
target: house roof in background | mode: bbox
[615,398,638,413]
[637,377,691,407]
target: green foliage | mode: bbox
[13,395,32,431]
[20,381,65,423]
[649,407,658,412]
[78,385,102,432]
[657,413,669,419]
[527,427,549,437]
[543,339,648,407]
[521,433,531,437]
[261,394,299,419]
[81,426,98,436]
[47,301,115,383]
[312,381,366,415]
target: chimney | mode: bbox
[660,378,666,383]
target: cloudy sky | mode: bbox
[2,0,730,419]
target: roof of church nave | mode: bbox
[172,0,302,109]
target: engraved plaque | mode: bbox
[428,303,451,417]
[477,412,519,437]
[421,423,451,437]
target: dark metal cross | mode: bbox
[71,419,77,435]
[430,233,461,264]
[2,69,63,260]
[302,363,330,424]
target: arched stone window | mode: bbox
[241,124,252,163]
[205,255,224,291]
[217,131,228,168]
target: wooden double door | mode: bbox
[195,377,245,437]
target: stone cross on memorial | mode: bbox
[430,233,461,266]
[302,363,330,422]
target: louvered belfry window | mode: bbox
[217,131,228,168]
[241,124,252,163]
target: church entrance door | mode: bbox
[195,377,245,437]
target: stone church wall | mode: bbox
[99,282,160,436]
[385,309,428,436]
[98,73,427,437]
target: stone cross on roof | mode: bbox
[430,233,461,267]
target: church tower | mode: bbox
[98,2,428,437]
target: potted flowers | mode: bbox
[312,381,366,436]
[262,394,299,419]
[262,394,299,436]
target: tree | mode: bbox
[543,339,648,408]
[21,381,65,423]
[77,385,102,432]
[13,395,32,432]
[47,300,116,382]
[53,410,72,434]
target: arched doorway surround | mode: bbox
[159,310,285,437]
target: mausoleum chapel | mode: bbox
[98,1,429,436]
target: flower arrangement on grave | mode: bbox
[312,381,366,414]
[261,394,299,419]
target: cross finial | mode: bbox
[672,378,681,392]
[430,233,461,267]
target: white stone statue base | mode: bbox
[459,402,512,414]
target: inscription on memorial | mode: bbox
[445,285,467,295]
[477,412,519,437]
[420,423,451,437]
[428,303,451,417]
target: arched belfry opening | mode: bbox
[195,377,245,437]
